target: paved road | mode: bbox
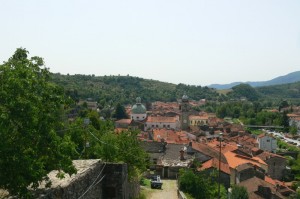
[265,130,300,146]
[147,179,178,199]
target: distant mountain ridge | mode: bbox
[208,71,300,90]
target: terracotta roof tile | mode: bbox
[189,115,209,120]
[255,151,286,161]
[147,116,178,123]
[115,119,132,124]
[153,129,189,144]
[199,158,231,174]
[206,139,238,153]
[224,151,267,169]
[238,177,288,199]
[192,141,228,163]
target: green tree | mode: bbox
[178,169,226,199]
[291,154,300,181]
[230,185,248,199]
[94,129,149,180]
[113,103,128,119]
[228,84,260,101]
[279,100,289,111]
[0,48,76,197]
[290,125,298,136]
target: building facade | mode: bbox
[180,94,191,131]
[144,116,179,131]
[257,134,277,153]
[131,97,147,121]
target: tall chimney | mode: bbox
[180,149,185,160]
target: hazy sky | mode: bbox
[1,0,300,86]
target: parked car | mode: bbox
[151,175,163,189]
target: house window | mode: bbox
[167,125,170,128]
[152,125,154,127]
[137,116,139,119]
[163,125,166,128]
[156,125,158,127]
[145,124,147,127]
[267,140,270,142]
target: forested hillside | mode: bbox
[51,73,300,107]
[209,71,300,89]
[220,82,300,103]
[51,73,219,105]
[257,81,300,99]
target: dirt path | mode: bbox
[146,179,178,199]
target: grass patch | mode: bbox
[216,89,232,95]
[278,139,300,152]
[140,178,151,187]
[136,185,155,199]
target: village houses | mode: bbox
[114,95,295,198]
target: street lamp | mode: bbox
[218,132,223,199]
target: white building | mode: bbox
[144,116,179,131]
[257,134,277,153]
[131,97,147,121]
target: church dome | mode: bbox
[131,97,146,114]
[182,93,189,102]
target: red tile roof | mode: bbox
[199,158,231,174]
[147,116,178,123]
[192,141,228,163]
[189,115,209,120]
[287,113,300,118]
[257,133,267,139]
[115,119,132,124]
[206,139,238,153]
[153,129,189,144]
[255,151,286,161]
[238,177,288,199]
[224,151,267,169]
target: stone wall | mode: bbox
[237,168,255,183]
[266,156,287,180]
[34,160,138,199]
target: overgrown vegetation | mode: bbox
[0,48,77,197]
[230,185,249,199]
[178,169,227,199]
[2,47,300,198]
[0,49,149,198]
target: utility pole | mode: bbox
[218,132,223,199]
[84,118,90,159]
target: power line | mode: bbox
[77,163,106,199]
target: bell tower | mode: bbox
[180,93,190,130]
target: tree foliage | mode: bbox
[257,82,300,99]
[65,114,149,180]
[113,103,128,119]
[94,129,149,180]
[227,84,260,101]
[178,169,227,199]
[51,74,220,106]
[290,154,300,181]
[230,185,248,199]
[0,48,76,197]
